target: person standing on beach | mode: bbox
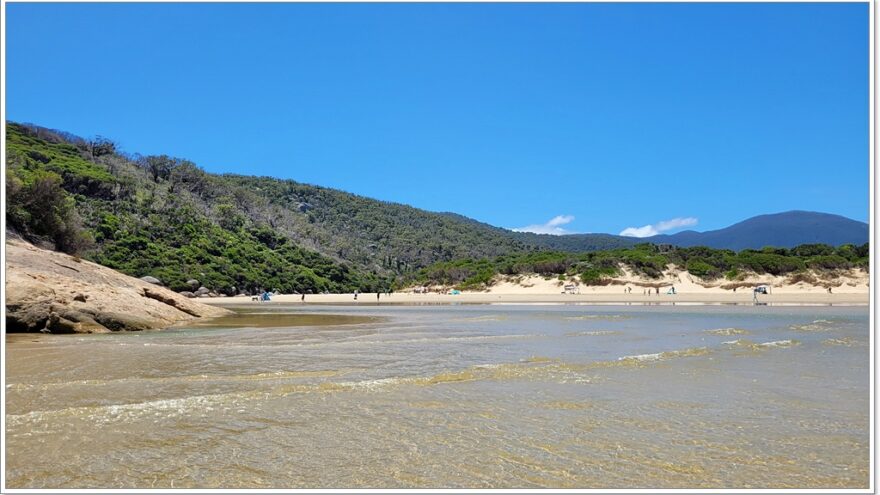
[377,292,380,301]
[301,293,305,302]
[354,290,358,300]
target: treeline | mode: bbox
[5,123,387,294]
[409,243,870,290]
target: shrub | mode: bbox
[805,255,851,271]
[686,259,721,279]
[734,251,805,275]
[792,244,834,257]
[6,169,92,254]
[579,265,619,285]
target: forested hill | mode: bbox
[216,174,529,270]
[5,122,537,294]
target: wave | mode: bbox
[565,315,629,321]
[722,339,800,350]
[6,392,241,428]
[6,361,603,427]
[104,332,544,351]
[449,315,509,322]
[9,338,808,428]
[5,369,345,392]
[618,347,710,363]
[822,337,864,347]
[789,319,838,332]
[565,330,622,337]
[704,328,751,336]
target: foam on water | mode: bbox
[565,330,622,337]
[704,328,751,336]
[618,347,711,363]
[5,369,345,392]
[822,337,865,347]
[789,319,839,332]
[565,315,629,321]
[722,339,801,350]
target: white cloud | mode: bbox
[619,217,698,238]
[512,215,576,235]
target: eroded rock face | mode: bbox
[5,240,232,333]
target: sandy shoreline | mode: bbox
[202,269,871,308]
[203,291,869,307]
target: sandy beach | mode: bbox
[204,270,870,307]
[204,291,869,307]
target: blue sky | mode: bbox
[5,3,869,236]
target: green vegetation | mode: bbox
[410,243,869,290]
[4,122,870,296]
[6,169,93,254]
[3,122,540,294]
[6,123,386,294]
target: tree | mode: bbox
[139,155,179,182]
[88,136,117,157]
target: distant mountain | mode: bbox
[643,211,868,250]
[504,212,869,253]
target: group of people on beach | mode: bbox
[294,289,393,303]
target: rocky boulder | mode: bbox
[5,240,232,333]
[139,276,163,285]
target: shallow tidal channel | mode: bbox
[5,304,870,488]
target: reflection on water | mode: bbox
[5,305,869,488]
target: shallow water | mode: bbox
[5,304,870,488]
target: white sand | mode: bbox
[203,267,868,307]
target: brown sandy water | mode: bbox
[4,304,869,488]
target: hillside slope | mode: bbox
[5,122,534,293]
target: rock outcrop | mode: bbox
[139,275,163,285]
[5,239,232,333]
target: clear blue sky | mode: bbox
[5,3,869,236]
